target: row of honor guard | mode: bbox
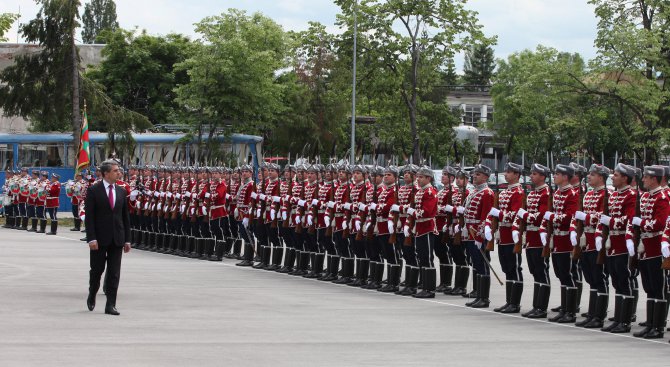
[3,168,62,234]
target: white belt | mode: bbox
[499,223,513,228]
[554,230,570,236]
[46,197,57,199]
[465,219,481,224]
[416,218,434,223]
[377,217,387,223]
[526,225,540,232]
[584,227,596,234]
[334,213,344,218]
[641,231,662,239]
[609,230,626,236]
[210,205,224,210]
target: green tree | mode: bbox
[174,9,290,163]
[81,0,119,44]
[0,13,19,42]
[86,28,192,125]
[335,0,493,164]
[463,43,495,87]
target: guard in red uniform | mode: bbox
[344,165,369,286]
[235,165,257,267]
[300,165,322,277]
[390,165,419,274]
[517,164,552,318]
[573,164,610,328]
[599,163,637,333]
[444,168,472,296]
[45,172,61,235]
[486,162,525,313]
[35,171,49,233]
[224,168,242,260]
[207,167,229,261]
[542,164,579,323]
[260,163,282,270]
[276,165,296,272]
[330,165,353,283]
[434,166,456,293]
[631,165,669,339]
[373,166,399,292]
[313,164,337,280]
[460,164,495,308]
[27,170,40,232]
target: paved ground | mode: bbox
[1,227,668,367]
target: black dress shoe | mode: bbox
[87,294,95,311]
[105,306,120,315]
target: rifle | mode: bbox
[514,173,527,254]
[295,178,305,234]
[366,181,379,241]
[572,172,585,260]
[324,181,335,237]
[282,177,294,228]
[270,181,280,229]
[308,181,319,235]
[541,174,553,258]
[388,183,399,244]
[355,181,369,241]
[485,167,499,252]
[403,186,417,246]
[596,184,609,265]
[441,182,454,245]
[454,172,466,246]
[629,174,642,270]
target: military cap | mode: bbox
[352,164,366,174]
[20,167,28,172]
[442,165,457,176]
[664,166,670,177]
[338,164,352,174]
[531,163,551,177]
[589,164,611,178]
[505,162,523,174]
[306,164,318,173]
[401,164,418,175]
[40,171,49,177]
[472,164,492,176]
[614,163,635,178]
[384,165,399,177]
[325,163,337,172]
[240,164,253,172]
[31,169,40,175]
[51,172,60,179]
[416,165,434,180]
[555,164,575,177]
[569,162,587,175]
[643,165,665,177]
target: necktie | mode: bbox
[108,184,114,210]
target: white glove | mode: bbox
[457,206,465,214]
[391,204,400,212]
[256,209,261,218]
[364,222,371,232]
[388,220,395,234]
[407,208,416,217]
[443,224,448,233]
[307,215,313,226]
[153,191,159,197]
[488,208,500,218]
[282,211,287,221]
[575,211,587,221]
[273,196,281,203]
[599,215,611,226]
[359,203,367,211]
[327,201,335,209]
[355,221,361,232]
[570,231,578,247]
[540,232,547,246]
[205,192,211,198]
[226,193,231,199]
[595,236,603,251]
[176,193,181,199]
[130,189,139,197]
[342,221,347,230]
[295,216,301,225]
[512,230,520,244]
[180,205,185,213]
[544,211,554,221]
[403,225,410,237]
[454,224,460,235]
[626,239,635,256]
[251,192,257,199]
[445,204,454,213]
[130,191,138,200]
[517,208,528,219]
[632,217,642,226]
[343,203,352,210]
[167,192,173,198]
[259,194,266,201]
[369,203,377,211]
[190,207,195,216]
[143,202,149,210]
[202,207,208,216]
[242,217,249,228]
[157,203,162,211]
[484,225,493,241]
[270,209,276,220]
[160,192,166,198]
[311,199,318,206]
[234,208,239,218]
[184,192,191,198]
[324,216,331,228]
[662,241,670,258]
[474,241,483,249]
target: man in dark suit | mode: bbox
[85,159,131,316]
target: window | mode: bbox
[0,144,13,170]
[19,144,64,167]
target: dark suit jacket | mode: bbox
[85,181,131,247]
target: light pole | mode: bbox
[350,0,358,164]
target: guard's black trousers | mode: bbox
[526,247,550,285]
[581,250,608,293]
[498,243,523,282]
[639,257,667,300]
[606,254,632,296]
[552,252,576,287]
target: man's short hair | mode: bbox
[100,159,119,175]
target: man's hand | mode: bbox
[124,243,131,253]
[89,240,98,251]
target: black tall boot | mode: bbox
[643,300,667,339]
[70,218,81,231]
[304,253,324,278]
[46,220,58,235]
[201,238,214,260]
[28,218,38,232]
[225,239,240,259]
[413,267,437,298]
[379,264,401,293]
[155,233,164,253]
[522,283,541,317]
[576,290,598,327]
[348,259,364,286]
[631,288,639,323]
[528,283,550,319]
[357,259,370,287]
[21,216,29,230]
[557,287,578,323]
[2,216,11,228]
[209,240,224,261]
[289,251,309,276]
[633,299,655,337]
[266,246,283,270]
[501,281,523,314]
[575,281,583,314]
[465,274,481,306]
[236,243,255,266]
[301,252,318,276]
[549,286,567,322]
[278,248,296,273]
[396,266,419,296]
[435,264,453,293]
[320,255,340,281]
[165,234,177,255]
[495,281,513,312]
[253,246,269,269]
[584,292,608,328]
[610,295,633,333]
[37,219,47,234]
[333,257,354,284]
[471,275,491,308]
[363,262,384,289]
[447,266,468,296]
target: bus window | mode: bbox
[19,143,63,167]
[0,144,13,170]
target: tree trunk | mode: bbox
[71,28,81,162]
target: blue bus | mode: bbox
[0,132,263,213]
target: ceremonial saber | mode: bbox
[469,227,504,286]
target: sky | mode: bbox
[2,0,600,70]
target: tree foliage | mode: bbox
[81,0,119,44]
[463,43,495,87]
[0,13,19,42]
